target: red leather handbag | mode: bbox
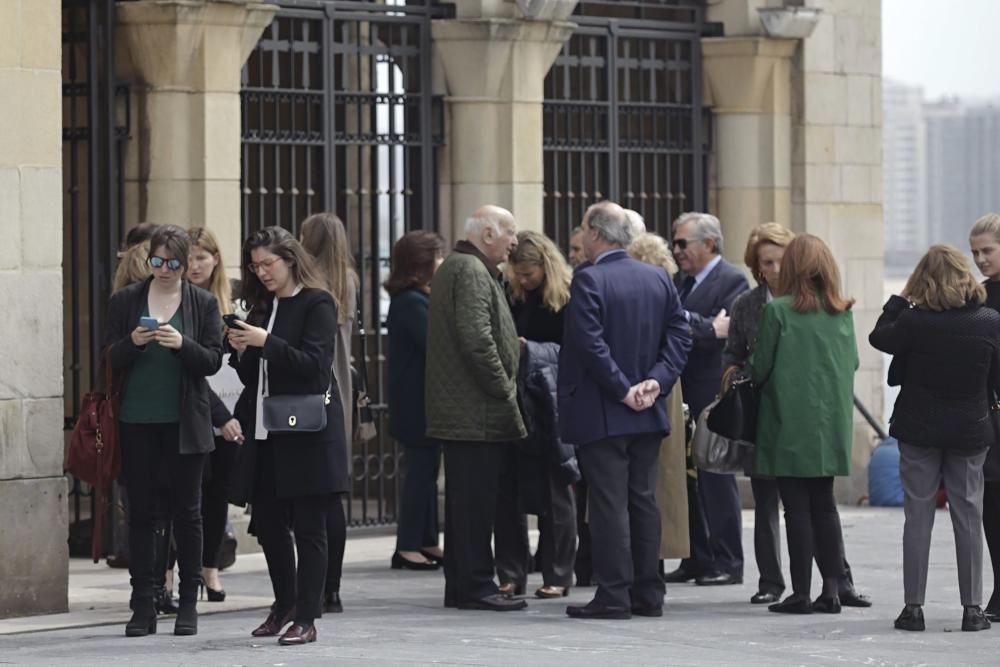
[68,356,124,563]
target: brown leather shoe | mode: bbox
[535,585,569,599]
[251,607,295,637]
[278,623,317,646]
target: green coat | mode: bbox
[749,296,857,477]
[425,244,526,442]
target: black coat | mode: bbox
[105,277,224,454]
[228,288,349,504]
[517,341,580,514]
[870,295,1000,452]
[387,289,432,447]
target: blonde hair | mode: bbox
[970,213,1000,243]
[744,222,796,285]
[777,234,855,314]
[113,241,151,292]
[187,227,233,315]
[904,244,986,311]
[299,213,358,326]
[628,233,677,276]
[507,230,572,312]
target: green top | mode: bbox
[120,306,184,424]
[748,296,858,478]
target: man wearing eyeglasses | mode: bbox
[663,212,750,589]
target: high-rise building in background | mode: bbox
[882,80,927,276]
[883,85,1000,277]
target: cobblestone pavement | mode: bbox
[1,507,997,666]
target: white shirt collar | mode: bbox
[693,255,722,288]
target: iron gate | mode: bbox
[543,0,707,248]
[62,0,131,557]
[241,0,446,526]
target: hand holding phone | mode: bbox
[222,314,244,329]
[139,316,160,331]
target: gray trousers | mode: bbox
[899,442,987,606]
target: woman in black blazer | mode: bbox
[105,225,223,638]
[227,226,348,646]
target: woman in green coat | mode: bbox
[749,234,858,615]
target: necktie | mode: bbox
[678,275,696,302]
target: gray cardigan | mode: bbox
[722,283,769,369]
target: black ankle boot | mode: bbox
[174,601,198,636]
[125,598,157,637]
[152,522,177,614]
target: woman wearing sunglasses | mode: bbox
[105,224,224,638]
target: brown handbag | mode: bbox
[67,354,124,563]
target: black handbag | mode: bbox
[985,395,1000,482]
[261,363,331,434]
[693,402,753,474]
[353,293,377,442]
[705,370,759,444]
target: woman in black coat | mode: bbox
[227,227,348,646]
[870,244,1000,633]
[386,231,446,570]
[105,225,223,638]
[498,230,579,599]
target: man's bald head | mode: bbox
[465,205,518,266]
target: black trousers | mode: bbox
[201,435,238,568]
[395,442,441,551]
[120,422,205,606]
[577,434,664,610]
[494,447,530,589]
[325,494,346,595]
[443,441,506,604]
[681,470,744,577]
[536,474,578,588]
[983,480,1000,608]
[776,476,845,597]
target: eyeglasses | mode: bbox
[671,237,700,251]
[149,256,183,271]
[247,256,283,273]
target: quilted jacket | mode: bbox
[424,242,526,442]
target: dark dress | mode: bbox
[388,288,441,552]
[980,280,1000,614]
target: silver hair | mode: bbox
[624,209,646,243]
[464,214,501,238]
[585,203,631,248]
[672,211,724,254]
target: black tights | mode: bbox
[776,477,846,598]
[984,481,1000,610]
[325,494,347,595]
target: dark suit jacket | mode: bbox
[105,277,223,455]
[229,288,348,504]
[558,251,691,447]
[678,257,749,415]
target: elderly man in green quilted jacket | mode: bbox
[426,204,528,612]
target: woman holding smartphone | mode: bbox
[105,225,223,637]
[186,227,244,602]
[227,226,348,646]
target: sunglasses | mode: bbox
[671,237,700,251]
[149,256,183,271]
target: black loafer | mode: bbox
[630,604,663,618]
[751,591,781,605]
[566,601,632,620]
[839,588,873,608]
[661,568,698,584]
[962,605,991,631]
[811,596,842,614]
[894,604,924,631]
[768,595,813,614]
[456,594,527,611]
[696,572,742,586]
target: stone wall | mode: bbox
[0,0,69,618]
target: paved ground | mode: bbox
[2,507,998,666]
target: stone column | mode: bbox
[0,0,67,618]
[702,37,797,270]
[117,0,277,270]
[432,1,576,236]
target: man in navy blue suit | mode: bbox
[559,202,691,619]
[662,212,750,587]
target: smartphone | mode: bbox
[222,314,244,329]
[139,316,160,330]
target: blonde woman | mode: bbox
[114,222,160,292]
[299,213,358,614]
[627,233,689,567]
[872,245,1000,632]
[186,227,243,603]
[496,230,579,599]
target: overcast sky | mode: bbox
[883,0,1000,101]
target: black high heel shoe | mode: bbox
[391,551,439,571]
[200,583,226,602]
